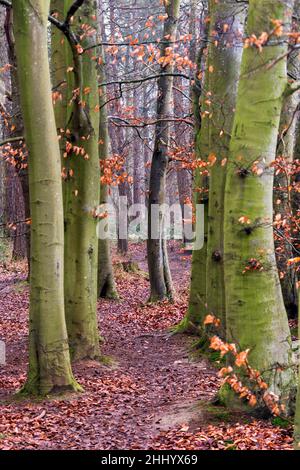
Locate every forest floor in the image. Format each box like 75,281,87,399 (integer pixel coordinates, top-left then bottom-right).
0,242,294,450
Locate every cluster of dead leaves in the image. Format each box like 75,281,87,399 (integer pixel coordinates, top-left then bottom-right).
150,420,293,450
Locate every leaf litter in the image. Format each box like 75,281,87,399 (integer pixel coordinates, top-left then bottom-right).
0,243,294,450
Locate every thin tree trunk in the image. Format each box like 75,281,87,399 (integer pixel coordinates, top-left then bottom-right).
51,0,67,135
4,8,30,266
275,0,300,317
12,0,80,395
147,0,180,302
143,85,151,206
173,76,192,245
133,92,144,208
97,11,118,299
6,165,26,259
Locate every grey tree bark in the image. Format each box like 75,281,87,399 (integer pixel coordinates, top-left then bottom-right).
147,0,181,302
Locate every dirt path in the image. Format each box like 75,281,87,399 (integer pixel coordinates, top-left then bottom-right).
98,315,219,448
0,243,220,449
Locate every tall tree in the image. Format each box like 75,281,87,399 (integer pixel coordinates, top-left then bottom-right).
223,0,296,402
4,7,30,266
12,0,79,394
97,10,118,299
107,0,129,255
294,282,300,448
178,0,246,335
275,0,300,316
173,77,192,245
205,0,246,327
180,0,245,332
176,3,209,333
63,0,102,360
51,0,67,140
147,0,180,301
142,84,151,204
132,91,145,209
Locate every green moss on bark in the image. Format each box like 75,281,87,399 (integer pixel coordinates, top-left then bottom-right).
12,0,80,395
63,0,102,361
205,0,246,327
223,0,296,405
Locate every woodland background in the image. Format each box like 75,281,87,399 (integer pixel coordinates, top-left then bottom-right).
0,0,299,451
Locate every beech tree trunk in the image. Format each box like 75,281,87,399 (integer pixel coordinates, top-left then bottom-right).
294,283,300,448
176,13,209,333
51,0,67,136
173,77,192,245
147,0,180,302
133,91,145,208
63,0,102,360
97,15,118,299
205,1,246,327
4,8,30,265
12,0,79,395
143,85,151,203
5,165,26,259
275,0,300,317
223,0,296,403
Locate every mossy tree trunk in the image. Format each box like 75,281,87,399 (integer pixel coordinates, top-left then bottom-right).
63,0,102,361
223,0,296,402
147,0,180,302
12,0,80,395
205,0,246,326
180,1,246,335
293,284,300,448
275,0,300,317
176,11,209,333
293,117,300,272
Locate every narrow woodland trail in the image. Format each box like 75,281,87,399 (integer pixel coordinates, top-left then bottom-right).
0,244,294,450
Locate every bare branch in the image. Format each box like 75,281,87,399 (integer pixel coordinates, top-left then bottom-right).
0,0,11,7
99,73,191,88
0,0,78,44
284,79,300,97
64,0,85,27
109,116,194,128
0,136,24,147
